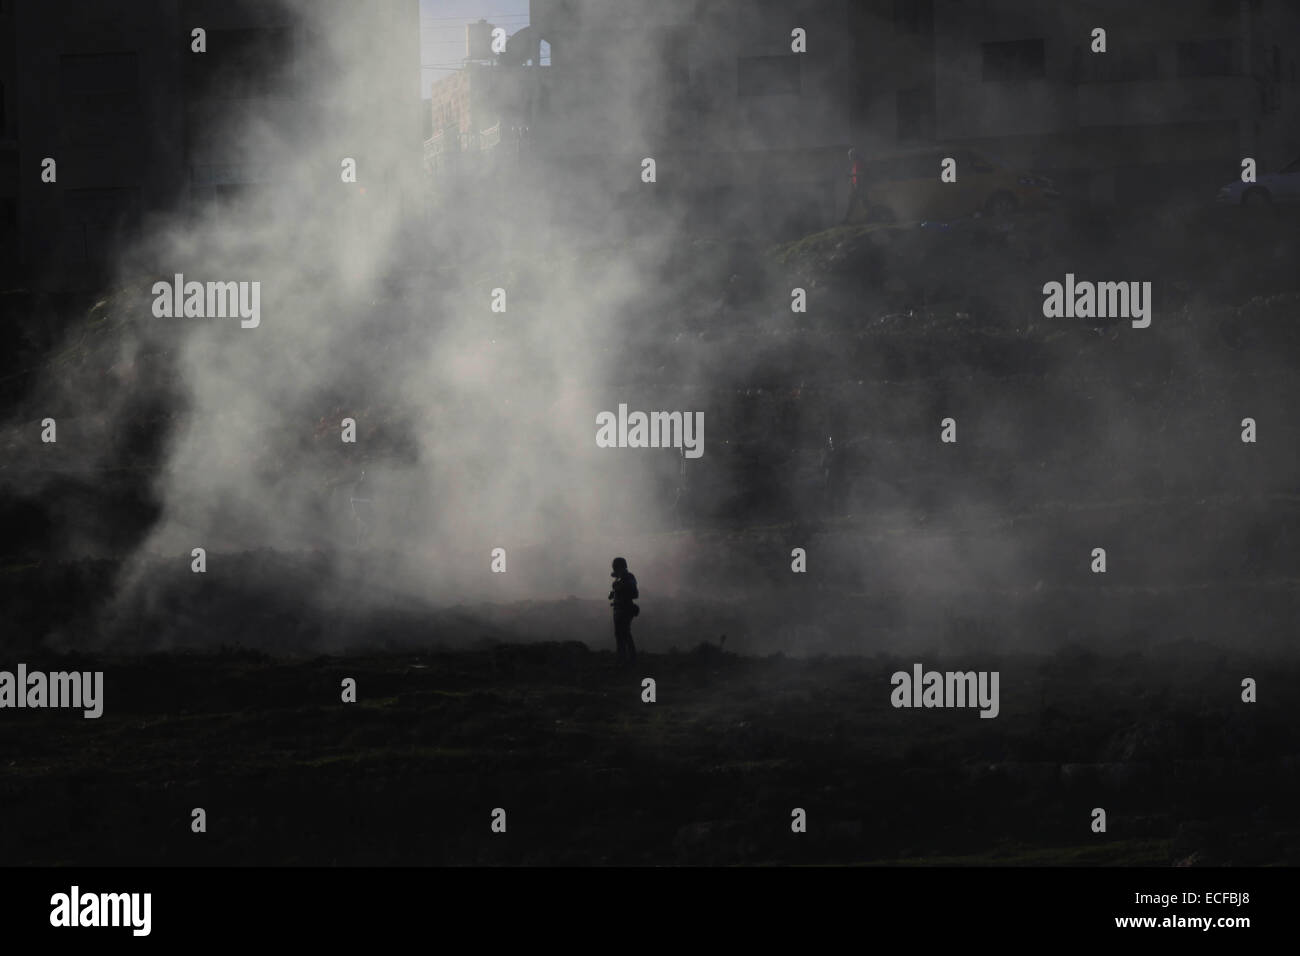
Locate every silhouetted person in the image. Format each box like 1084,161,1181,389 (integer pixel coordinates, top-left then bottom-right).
608,556,639,665
841,148,865,224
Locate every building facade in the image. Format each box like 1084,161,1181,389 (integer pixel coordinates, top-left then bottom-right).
932,0,1300,202
425,0,1300,234
4,0,420,289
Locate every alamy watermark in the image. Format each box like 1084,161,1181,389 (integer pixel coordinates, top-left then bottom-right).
596,403,704,458
1042,273,1151,328
0,664,103,718
890,663,1000,718
151,274,261,328
50,886,150,936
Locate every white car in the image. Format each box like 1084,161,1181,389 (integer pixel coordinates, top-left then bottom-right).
1217,156,1300,207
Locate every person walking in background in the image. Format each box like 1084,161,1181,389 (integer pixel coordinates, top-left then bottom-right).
608,556,639,665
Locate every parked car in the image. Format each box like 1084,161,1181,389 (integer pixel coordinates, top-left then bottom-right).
856,146,1060,223
1216,156,1300,207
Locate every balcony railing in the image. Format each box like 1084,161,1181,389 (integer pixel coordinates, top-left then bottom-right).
423,129,447,169
425,123,528,181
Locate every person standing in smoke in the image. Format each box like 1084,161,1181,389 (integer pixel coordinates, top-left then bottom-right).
608,556,639,665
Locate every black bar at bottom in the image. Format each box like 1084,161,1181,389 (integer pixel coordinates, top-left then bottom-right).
3,866,1287,943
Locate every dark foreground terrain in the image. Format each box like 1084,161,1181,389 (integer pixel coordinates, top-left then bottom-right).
1,641,1295,866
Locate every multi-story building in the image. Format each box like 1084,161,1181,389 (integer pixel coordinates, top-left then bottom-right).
12,0,186,286
424,18,537,188
523,0,866,234
6,0,420,289
933,0,1300,202
426,0,1300,234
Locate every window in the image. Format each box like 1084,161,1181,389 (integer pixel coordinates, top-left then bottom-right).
1176,38,1234,77
737,55,800,96
982,39,1045,82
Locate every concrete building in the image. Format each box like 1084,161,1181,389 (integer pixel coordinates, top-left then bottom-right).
932,0,1300,203
423,16,540,190
423,0,1300,236
4,0,420,289
11,0,186,286
425,60,527,178
523,0,866,235
422,1,981,234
